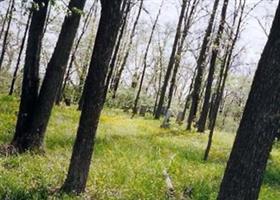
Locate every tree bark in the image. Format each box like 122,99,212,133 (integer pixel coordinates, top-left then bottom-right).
154,0,188,119
186,0,220,130
18,0,87,151
56,1,96,105
131,0,163,117
197,0,229,133
104,0,131,100
218,2,280,199
61,0,123,194
0,0,14,70
204,0,246,161
111,0,144,98
11,0,49,151
9,12,32,96
166,0,199,110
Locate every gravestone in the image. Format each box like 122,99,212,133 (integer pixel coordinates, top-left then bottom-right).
161,110,171,128
139,105,147,116
176,111,184,124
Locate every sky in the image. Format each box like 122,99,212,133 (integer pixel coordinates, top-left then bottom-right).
143,0,278,75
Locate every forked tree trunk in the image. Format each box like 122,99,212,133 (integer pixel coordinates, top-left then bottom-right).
61,0,123,194
218,2,280,199
11,0,49,151
186,0,220,130
18,0,88,151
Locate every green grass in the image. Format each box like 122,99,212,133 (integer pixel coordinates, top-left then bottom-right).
0,95,279,199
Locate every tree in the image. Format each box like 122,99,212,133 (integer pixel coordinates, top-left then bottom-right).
104,0,131,100
154,0,188,119
11,0,50,151
56,0,96,105
0,0,14,70
111,0,144,99
197,0,229,133
131,0,163,117
166,0,199,110
186,0,220,130
217,2,280,199
61,0,124,194
9,12,32,96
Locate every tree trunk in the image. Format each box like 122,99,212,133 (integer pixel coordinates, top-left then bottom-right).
0,0,14,70
111,0,144,98
154,0,188,119
11,0,49,151
218,2,280,199
186,0,220,130
61,0,123,194
56,1,96,105
104,0,130,100
167,0,199,110
197,0,229,133
0,0,12,40
9,12,32,96
131,0,163,117
16,0,87,151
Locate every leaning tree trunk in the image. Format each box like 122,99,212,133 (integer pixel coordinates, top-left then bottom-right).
9,12,32,96
111,0,143,99
197,0,229,133
218,2,280,199
56,1,96,105
204,0,246,161
154,0,188,119
186,0,220,130
11,0,49,151
19,0,88,151
131,0,163,117
61,0,123,194
0,0,12,40
0,0,14,70
166,0,199,110
104,0,130,100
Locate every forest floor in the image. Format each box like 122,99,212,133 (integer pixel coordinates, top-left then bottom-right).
0,95,280,200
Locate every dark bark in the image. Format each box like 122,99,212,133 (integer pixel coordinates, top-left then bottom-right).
182,67,197,121
186,0,220,130
218,2,280,199
131,0,163,117
197,0,229,133
0,0,14,70
11,0,49,151
9,12,32,96
0,0,12,40
56,1,96,105
104,0,131,100
111,0,143,98
154,0,188,119
167,0,199,110
61,0,123,194
18,0,87,151
204,0,246,161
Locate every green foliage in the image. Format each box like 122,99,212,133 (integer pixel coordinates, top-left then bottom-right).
0,95,279,199
105,88,154,111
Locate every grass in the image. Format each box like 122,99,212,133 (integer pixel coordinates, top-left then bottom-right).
0,95,280,199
